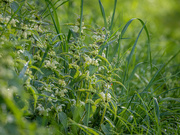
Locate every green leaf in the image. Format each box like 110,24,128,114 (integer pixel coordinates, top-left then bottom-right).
59,112,68,134
101,123,112,135
154,97,160,124
19,61,29,79
28,85,38,110
10,1,20,15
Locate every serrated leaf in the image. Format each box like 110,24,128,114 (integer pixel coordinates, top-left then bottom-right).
10,1,20,15
59,112,68,133
101,123,112,135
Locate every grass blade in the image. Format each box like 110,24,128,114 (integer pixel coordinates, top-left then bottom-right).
123,22,146,84
142,50,180,92
109,0,117,31
69,118,103,135
98,0,107,28
153,97,161,134
121,18,152,71
43,0,69,19
45,0,61,41
153,97,160,124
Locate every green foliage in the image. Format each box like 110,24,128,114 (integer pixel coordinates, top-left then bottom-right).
0,0,179,134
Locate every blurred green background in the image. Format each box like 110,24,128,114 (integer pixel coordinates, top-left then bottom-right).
58,0,180,62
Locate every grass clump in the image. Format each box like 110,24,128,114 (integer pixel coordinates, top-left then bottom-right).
0,0,179,134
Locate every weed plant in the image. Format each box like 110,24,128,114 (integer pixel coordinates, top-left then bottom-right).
0,0,179,135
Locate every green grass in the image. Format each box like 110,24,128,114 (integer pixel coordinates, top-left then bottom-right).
0,0,179,135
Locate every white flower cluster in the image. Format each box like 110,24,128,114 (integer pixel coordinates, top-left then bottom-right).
55,89,68,97
71,99,76,105
18,29,32,39
25,68,32,75
58,79,66,87
71,26,79,33
47,94,55,102
36,104,51,116
44,84,54,92
36,104,45,115
71,22,86,33
90,74,97,84
99,92,111,102
91,50,98,56
33,53,42,61
44,60,58,69
49,50,56,56
0,86,17,99
36,43,44,48
56,105,62,112
98,66,105,72
85,56,99,66
33,24,42,32
89,44,99,50
105,83,112,89
0,14,19,27
102,52,106,58
80,100,85,106
92,34,105,42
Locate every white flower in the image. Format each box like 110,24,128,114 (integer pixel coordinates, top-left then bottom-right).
7,115,14,123
71,99,76,105
24,31,27,38
58,80,66,87
100,92,105,101
36,104,45,115
48,97,52,102
98,66,104,71
107,93,111,100
100,92,111,101
71,26,79,32
56,105,62,112
102,52,106,58
80,101,85,106
105,84,111,89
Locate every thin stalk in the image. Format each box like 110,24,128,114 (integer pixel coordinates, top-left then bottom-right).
79,0,84,38
100,103,107,125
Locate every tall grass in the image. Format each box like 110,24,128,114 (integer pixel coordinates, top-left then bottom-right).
0,0,179,134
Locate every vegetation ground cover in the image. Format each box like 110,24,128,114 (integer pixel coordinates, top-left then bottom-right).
0,0,179,134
